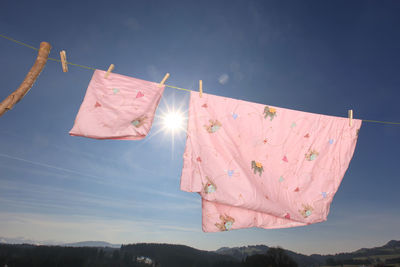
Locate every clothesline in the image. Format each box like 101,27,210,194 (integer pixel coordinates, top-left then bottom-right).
1,33,399,125
0,34,193,93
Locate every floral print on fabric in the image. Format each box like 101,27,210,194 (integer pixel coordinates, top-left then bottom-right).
180,91,362,232
299,204,313,218
131,116,147,128
69,69,166,141
204,119,222,133
204,176,217,194
215,214,235,231
305,149,319,161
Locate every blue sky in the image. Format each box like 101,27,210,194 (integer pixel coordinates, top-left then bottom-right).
0,0,399,255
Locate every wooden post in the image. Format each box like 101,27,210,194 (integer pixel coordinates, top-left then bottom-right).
0,41,51,117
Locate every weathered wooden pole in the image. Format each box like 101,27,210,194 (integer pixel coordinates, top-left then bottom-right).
0,41,51,117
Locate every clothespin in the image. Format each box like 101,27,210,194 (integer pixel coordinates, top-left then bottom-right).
199,80,203,98
348,109,353,126
59,50,68,72
159,73,170,87
104,64,115,79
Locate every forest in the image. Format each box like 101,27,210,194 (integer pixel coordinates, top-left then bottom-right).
0,243,298,267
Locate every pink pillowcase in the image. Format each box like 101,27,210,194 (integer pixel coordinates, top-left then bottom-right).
70,70,164,140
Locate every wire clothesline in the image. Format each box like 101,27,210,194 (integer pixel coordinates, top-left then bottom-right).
1,33,399,125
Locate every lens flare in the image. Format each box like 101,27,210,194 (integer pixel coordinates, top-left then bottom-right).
163,110,184,132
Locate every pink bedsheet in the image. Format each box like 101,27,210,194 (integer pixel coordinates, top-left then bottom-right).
181,91,361,232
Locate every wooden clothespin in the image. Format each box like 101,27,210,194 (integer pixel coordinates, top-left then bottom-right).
159,73,170,87
59,50,68,72
199,80,203,98
104,64,115,79
348,109,353,126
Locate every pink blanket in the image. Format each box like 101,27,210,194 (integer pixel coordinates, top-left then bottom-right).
70,70,164,140
181,92,361,232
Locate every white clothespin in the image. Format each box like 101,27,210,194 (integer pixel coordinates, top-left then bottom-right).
159,73,170,87
348,109,353,126
104,64,115,79
59,50,68,72
199,80,203,98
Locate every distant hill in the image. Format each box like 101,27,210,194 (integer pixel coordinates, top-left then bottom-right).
0,237,44,245
0,237,120,248
63,241,120,248
317,239,400,266
0,237,399,266
215,245,268,260
215,240,400,266
216,245,269,260
384,240,400,249
354,239,400,254
0,243,240,267
215,245,321,267
121,243,240,267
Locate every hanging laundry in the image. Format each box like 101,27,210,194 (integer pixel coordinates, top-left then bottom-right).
181,91,361,232
70,70,165,140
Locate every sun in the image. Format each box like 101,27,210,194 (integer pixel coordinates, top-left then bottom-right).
163,110,185,132
161,109,185,134
140,93,188,155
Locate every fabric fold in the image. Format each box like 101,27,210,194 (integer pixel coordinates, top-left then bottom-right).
181,91,361,232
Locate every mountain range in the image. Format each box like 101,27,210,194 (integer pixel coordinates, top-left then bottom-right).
219,240,400,266
1,237,399,266
0,237,120,248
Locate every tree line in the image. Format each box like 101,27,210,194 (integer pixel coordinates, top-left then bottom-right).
0,243,300,267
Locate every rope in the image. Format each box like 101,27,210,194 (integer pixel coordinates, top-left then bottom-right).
0,34,97,70
361,119,400,125
1,33,399,125
47,57,96,71
0,34,39,51
164,84,192,92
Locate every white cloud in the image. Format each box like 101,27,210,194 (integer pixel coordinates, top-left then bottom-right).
218,74,229,85
146,65,161,82
0,178,200,215
0,212,200,245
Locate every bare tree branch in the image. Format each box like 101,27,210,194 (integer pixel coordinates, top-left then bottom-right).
0,41,51,117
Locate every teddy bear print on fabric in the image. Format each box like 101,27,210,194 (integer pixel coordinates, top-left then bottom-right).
204,119,222,133
305,149,319,161
251,160,264,176
299,204,313,218
263,106,277,121
204,176,217,194
215,214,235,231
131,116,147,128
